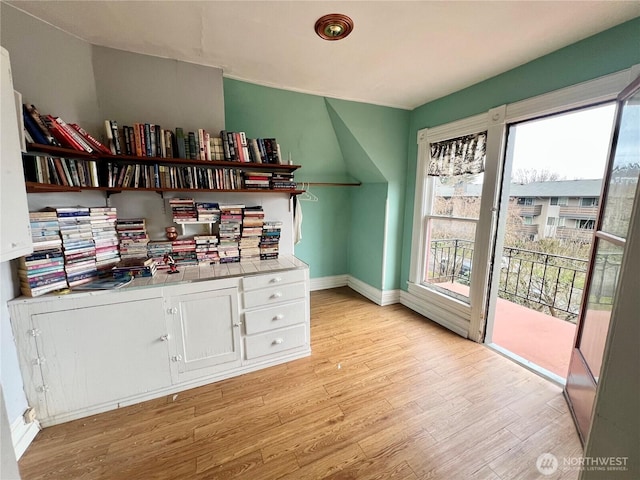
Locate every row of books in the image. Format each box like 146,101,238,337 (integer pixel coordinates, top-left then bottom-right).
22,104,110,154
23,156,100,187
105,122,283,166
105,163,249,190
25,158,297,192
219,131,282,164
106,122,224,161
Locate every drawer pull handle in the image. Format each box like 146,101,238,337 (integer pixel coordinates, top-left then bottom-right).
274,314,284,321
273,338,284,345
270,292,282,299
270,277,283,283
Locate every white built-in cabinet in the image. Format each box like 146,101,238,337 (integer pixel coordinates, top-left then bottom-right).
166,280,241,383
0,47,32,262
9,265,310,426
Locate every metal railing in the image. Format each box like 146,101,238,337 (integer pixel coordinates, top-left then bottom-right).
427,239,622,322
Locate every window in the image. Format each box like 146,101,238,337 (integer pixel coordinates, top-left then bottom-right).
547,217,557,226
550,197,569,206
517,197,534,206
523,216,534,225
581,197,599,207
578,219,596,230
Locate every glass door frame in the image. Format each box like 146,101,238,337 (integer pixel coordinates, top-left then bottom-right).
565,74,640,444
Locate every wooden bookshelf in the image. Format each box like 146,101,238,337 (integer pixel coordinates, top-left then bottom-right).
23,143,303,195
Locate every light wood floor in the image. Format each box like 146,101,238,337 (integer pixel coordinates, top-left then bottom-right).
18,287,582,479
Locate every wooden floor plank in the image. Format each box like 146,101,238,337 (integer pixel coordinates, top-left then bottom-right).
18,287,582,480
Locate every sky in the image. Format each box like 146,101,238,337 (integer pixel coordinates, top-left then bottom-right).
509,103,617,181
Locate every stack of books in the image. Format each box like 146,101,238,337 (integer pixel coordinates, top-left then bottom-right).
194,235,219,264
271,172,296,190
116,218,149,260
112,257,157,279
218,205,243,263
57,207,98,287
240,206,264,261
243,171,271,190
90,207,120,274
147,241,173,270
169,198,197,223
18,211,67,296
196,202,220,222
171,239,197,266
261,221,283,259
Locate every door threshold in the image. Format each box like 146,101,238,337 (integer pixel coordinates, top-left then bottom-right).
486,342,566,387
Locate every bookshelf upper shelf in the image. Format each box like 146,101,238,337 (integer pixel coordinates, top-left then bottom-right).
25,143,301,171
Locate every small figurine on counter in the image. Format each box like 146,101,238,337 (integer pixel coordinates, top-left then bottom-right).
163,253,179,274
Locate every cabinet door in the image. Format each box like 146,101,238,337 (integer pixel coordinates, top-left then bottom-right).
32,298,171,419
168,287,241,382
0,48,31,261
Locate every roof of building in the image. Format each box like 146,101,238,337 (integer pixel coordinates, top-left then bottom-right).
510,179,602,197
436,179,602,198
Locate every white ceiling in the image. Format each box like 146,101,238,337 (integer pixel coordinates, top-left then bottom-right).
7,1,640,110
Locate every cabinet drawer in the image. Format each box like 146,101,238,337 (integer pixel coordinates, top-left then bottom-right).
244,300,306,335
243,282,306,309
243,269,306,291
244,324,307,360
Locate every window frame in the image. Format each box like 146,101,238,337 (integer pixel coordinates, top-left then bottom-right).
407,64,639,342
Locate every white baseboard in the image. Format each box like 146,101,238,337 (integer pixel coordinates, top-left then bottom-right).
380,288,401,306
347,276,400,306
400,290,469,338
309,275,400,306
11,415,40,459
309,274,348,291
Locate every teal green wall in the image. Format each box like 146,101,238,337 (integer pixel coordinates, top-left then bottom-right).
324,98,410,289
348,184,387,290
225,79,410,289
401,17,640,291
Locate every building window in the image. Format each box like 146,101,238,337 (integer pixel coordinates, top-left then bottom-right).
577,219,596,229
581,197,599,207
517,197,534,206
550,197,569,206
523,216,533,225
547,217,557,226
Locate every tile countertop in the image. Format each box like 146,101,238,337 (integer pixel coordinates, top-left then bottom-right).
131,255,308,287
10,256,309,304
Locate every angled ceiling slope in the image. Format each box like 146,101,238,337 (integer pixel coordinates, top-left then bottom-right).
325,100,386,184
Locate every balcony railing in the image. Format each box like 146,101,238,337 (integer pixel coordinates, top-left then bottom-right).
428,239,621,322
559,205,599,219
514,204,542,216
555,226,593,242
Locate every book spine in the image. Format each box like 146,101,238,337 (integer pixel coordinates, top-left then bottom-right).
160,129,166,158
176,128,186,158
144,124,152,157
198,129,205,160
24,104,56,145
110,120,122,154
54,117,94,153
220,131,231,161
204,132,211,161
122,126,132,155
70,123,112,154
104,120,116,154
149,124,157,157
133,123,142,156
188,132,197,160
